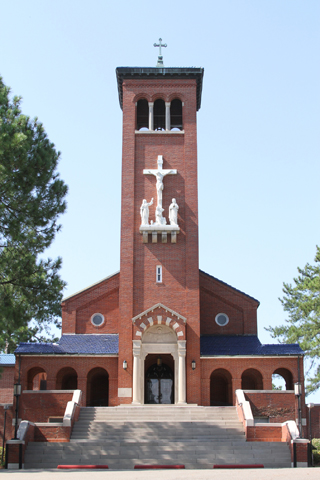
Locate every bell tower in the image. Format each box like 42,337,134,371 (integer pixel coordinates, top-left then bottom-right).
116,59,204,405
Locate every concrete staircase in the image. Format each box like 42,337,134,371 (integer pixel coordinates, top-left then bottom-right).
24,405,291,469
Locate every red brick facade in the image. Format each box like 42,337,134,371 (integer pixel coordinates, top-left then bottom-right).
1,68,307,443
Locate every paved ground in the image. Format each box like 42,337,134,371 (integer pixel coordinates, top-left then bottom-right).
0,469,319,480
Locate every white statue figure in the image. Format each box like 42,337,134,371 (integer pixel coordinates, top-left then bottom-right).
155,172,164,208
140,198,153,226
169,198,179,226
155,205,166,226
143,155,177,208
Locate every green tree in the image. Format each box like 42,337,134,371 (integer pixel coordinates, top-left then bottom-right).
0,76,68,353
266,246,320,394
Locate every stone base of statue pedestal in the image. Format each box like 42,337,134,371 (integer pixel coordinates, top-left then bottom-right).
140,225,180,244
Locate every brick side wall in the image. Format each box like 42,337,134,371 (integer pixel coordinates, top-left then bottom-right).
307,404,320,439
19,391,73,423
75,288,119,334
0,366,14,404
247,425,282,442
244,391,295,423
34,425,71,442
199,271,259,336
61,273,119,334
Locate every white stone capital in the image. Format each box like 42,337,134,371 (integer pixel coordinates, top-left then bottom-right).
132,340,141,357
178,340,186,357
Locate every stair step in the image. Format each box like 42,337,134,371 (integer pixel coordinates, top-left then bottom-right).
23,406,291,470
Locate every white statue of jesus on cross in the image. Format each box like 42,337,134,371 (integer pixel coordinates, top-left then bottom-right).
143,155,177,209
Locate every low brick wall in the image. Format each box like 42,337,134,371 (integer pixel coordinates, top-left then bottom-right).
20,390,74,423
244,390,295,423
247,424,282,442
34,424,71,442
308,404,320,439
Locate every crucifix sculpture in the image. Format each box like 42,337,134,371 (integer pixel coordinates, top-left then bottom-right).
144,155,177,209
143,155,177,225
154,38,167,67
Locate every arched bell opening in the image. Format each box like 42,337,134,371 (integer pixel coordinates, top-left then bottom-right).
154,99,165,130
86,367,109,406
56,367,78,390
145,354,174,404
136,98,149,130
241,368,263,390
272,368,294,390
170,98,183,130
27,367,47,391
210,368,233,406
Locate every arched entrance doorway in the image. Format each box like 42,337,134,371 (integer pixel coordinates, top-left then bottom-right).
132,323,186,404
86,367,109,406
145,355,174,404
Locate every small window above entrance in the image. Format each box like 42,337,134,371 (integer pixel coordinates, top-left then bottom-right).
156,265,162,283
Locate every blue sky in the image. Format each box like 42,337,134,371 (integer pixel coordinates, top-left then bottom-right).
1,1,319,399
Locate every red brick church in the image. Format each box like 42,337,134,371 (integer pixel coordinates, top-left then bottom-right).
13,62,304,407
2,50,318,470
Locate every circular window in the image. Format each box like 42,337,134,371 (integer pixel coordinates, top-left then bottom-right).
215,313,229,327
91,313,105,327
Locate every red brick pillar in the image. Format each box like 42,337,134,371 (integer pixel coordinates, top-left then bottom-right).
232,378,242,405
6,441,23,469
77,376,87,406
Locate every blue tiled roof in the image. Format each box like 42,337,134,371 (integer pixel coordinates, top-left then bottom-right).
15,334,119,355
200,335,303,356
0,354,16,365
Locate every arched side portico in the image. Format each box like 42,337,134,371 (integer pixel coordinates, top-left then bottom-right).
132,325,186,405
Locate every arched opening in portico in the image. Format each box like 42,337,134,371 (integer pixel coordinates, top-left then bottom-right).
241,368,263,390
86,367,109,406
56,367,78,390
27,367,47,391
210,368,232,406
272,368,294,390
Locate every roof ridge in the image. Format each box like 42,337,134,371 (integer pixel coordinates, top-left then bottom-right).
199,269,260,304
62,271,120,302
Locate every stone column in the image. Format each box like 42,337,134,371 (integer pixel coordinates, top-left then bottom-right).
132,340,141,404
178,341,186,404
148,102,154,131
165,102,171,131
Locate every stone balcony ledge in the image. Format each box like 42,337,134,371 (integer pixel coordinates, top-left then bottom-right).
140,225,180,243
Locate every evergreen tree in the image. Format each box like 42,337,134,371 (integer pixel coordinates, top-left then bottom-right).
0,76,67,353
266,246,320,394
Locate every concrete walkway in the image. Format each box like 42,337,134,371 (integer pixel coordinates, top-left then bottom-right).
0,469,319,480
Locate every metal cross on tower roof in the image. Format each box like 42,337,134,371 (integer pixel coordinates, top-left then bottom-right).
154,38,167,67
